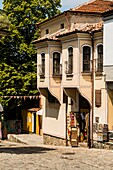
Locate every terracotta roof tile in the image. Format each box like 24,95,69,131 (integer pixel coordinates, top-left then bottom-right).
57,21,103,37
71,0,113,13
33,30,63,42
33,21,103,43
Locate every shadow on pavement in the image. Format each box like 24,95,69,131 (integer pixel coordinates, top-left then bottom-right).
0,146,56,154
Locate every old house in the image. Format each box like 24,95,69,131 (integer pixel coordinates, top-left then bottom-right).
33,0,113,147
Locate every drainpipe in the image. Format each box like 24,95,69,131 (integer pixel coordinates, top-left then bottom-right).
64,89,68,146
66,96,68,146
90,32,95,148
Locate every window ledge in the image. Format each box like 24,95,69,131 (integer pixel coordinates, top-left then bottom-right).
95,71,103,76
39,75,45,78
81,72,91,76
66,73,73,77
52,74,62,78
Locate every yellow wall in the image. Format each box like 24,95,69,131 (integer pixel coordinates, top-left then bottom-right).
27,111,32,132
36,114,39,135
21,109,42,135
36,115,43,135
21,109,32,133
108,90,113,131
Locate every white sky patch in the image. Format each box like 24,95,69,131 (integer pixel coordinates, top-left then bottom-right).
61,0,88,11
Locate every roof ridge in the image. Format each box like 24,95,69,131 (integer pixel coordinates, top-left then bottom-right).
70,0,113,13
71,0,97,10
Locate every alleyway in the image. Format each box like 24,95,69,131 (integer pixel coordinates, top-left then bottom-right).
0,139,113,170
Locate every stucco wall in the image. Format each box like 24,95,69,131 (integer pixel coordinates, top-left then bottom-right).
104,19,113,66
42,97,66,139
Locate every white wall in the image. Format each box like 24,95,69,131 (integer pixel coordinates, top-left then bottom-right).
104,19,113,66
42,97,66,139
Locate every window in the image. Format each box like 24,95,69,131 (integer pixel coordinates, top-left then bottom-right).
46,29,49,34
53,52,62,76
97,45,103,72
65,47,73,74
83,46,91,72
39,53,45,76
60,23,64,29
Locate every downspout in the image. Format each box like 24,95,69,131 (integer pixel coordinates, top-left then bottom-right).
66,96,68,146
64,89,68,146
90,32,95,148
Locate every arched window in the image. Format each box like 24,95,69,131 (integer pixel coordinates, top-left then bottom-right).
65,47,73,74
39,53,45,76
97,45,103,72
53,52,62,75
83,46,91,72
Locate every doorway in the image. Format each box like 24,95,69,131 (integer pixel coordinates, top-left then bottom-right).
79,95,90,146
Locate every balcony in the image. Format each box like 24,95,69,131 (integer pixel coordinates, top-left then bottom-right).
53,64,62,77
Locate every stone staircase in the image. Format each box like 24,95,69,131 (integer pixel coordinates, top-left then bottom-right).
7,134,43,146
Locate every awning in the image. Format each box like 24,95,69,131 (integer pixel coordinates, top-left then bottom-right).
36,109,43,115
28,108,40,112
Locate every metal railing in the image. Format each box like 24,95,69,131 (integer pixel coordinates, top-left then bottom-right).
38,64,45,76
96,58,103,72
53,64,62,76
65,61,73,74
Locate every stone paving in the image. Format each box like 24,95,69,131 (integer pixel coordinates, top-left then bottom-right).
0,137,113,170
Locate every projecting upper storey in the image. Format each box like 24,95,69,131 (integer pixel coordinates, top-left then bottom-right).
33,0,113,44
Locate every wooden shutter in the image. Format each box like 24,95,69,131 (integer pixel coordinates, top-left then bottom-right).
95,90,101,107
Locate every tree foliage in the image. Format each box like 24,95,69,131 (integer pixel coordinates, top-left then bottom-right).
0,10,10,31
0,0,61,107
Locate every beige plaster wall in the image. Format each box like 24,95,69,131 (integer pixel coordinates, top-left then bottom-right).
40,16,68,37
42,97,66,139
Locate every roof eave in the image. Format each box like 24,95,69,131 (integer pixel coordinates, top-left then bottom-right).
32,38,60,44
57,29,103,38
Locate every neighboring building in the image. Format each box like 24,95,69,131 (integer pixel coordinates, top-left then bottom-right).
33,0,113,147
21,108,42,135
103,10,113,132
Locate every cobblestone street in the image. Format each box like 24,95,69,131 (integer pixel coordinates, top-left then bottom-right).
0,140,113,170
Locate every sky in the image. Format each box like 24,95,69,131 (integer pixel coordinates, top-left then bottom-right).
0,0,88,11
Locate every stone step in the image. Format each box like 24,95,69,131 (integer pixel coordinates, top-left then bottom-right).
7,134,43,146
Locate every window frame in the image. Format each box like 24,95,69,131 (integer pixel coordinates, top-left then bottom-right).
39,52,45,77
96,44,103,72
82,45,92,73
52,51,62,76
65,46,73,75
60,23,64,29
46,29,49,35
